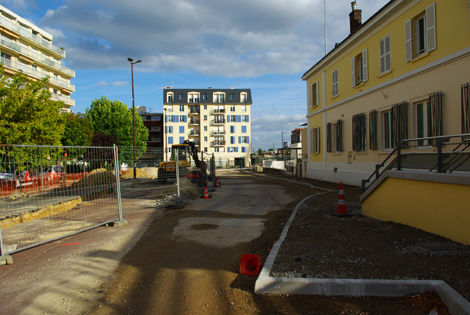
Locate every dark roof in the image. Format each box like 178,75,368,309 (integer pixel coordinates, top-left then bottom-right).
302,0,397,79
163,88,252,105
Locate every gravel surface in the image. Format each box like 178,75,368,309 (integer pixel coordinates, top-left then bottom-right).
270,183,470,301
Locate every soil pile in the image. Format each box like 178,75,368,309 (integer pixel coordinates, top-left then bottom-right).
121,167,159,179
70,168,116,188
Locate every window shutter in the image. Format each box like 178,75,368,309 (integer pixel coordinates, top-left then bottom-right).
426,3,436,51
339,119,343,152
247,136,249,143
238,136,241,144
315,82,319,106
308,83,313,107
362,49,368,82
369,110,378,150
462,83,470,136
385,36,391,71
351,57,356,87
352,115,357,151
405,19,412,62
326,123,332,153
246,115,249,122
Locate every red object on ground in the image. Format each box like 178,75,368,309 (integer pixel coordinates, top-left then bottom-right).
216,178,221,188
336,182,347,215
239,254,262,276
203,186,211,199
61,243,80,246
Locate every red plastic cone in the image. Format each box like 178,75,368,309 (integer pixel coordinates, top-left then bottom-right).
216,178,221,188
203,186,211,199
336,182,347,215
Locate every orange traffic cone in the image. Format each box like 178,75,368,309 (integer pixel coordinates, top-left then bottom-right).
335,182,348,216
203,186,211,199
216,178,221,188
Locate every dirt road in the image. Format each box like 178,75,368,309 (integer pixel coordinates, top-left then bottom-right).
91,172,420,315
1,171,422,314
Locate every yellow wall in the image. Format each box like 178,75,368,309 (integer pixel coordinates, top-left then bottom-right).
362,177,470,245
306,0,470,107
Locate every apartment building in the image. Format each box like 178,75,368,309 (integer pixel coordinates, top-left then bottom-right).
302,0,470,185
0,5,75,111
163,88,252,167
137,107,164,164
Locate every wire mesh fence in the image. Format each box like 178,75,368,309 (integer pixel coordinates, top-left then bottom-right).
0,144,122,256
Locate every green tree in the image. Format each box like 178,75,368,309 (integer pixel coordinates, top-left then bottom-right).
85,97,148,162
61,112,93,147
0,68,65,145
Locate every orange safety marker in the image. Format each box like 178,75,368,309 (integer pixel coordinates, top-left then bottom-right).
216,178,221,188
240,254,262,276
334,182,351,217
202,186,211,199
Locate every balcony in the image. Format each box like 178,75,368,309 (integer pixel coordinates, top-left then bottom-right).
189,119,200,125
212,109,225,114
189,131,200,137
189,110,200,115
211,140,226,146
1,57,75,92
212,119,225,125
0,15,65,58
188,98,200,104
212,131,225,136
50,93,75,107
0,34,74,77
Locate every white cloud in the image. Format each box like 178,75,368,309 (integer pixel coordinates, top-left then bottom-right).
252,113,306,149
39,0,389,77
97,80,128,86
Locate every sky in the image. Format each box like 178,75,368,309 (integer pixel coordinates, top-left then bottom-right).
3,0,389,150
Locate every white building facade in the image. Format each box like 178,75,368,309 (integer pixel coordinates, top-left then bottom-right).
0,5,75,111
163,88,252,167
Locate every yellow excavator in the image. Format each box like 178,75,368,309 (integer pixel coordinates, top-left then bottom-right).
158,140,207,183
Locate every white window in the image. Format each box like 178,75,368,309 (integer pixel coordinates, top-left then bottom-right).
240,92,247,103
332,71,338,97
230,106,235,112
351,49,368,86
213,92,225,103
188,92,200,103
405,4,436,62
380,35,391,73
311,81,319,106
241,105,246,112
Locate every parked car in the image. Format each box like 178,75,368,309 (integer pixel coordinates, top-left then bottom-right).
0,172,15,183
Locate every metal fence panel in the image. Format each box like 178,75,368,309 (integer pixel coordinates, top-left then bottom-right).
0,144,121,255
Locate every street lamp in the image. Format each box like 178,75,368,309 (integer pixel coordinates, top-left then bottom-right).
128,57,142,179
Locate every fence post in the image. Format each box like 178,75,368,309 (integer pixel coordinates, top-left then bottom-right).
0,226,4,257
176,152,181,199
113,145,124,222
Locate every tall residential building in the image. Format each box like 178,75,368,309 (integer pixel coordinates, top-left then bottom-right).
0,5,75,111
138,106,164,164
302,0,470,185
163,88,252,167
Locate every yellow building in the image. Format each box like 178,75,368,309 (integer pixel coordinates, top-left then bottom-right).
0,5,75,111
302,0,470,185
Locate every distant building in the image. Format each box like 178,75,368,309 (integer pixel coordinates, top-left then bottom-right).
138,107,163,163
0,5,75,111
163,88,252,167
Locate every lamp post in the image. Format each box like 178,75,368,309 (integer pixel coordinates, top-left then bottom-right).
128,57,142,179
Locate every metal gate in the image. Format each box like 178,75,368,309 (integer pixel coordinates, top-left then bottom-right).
0,144,122,256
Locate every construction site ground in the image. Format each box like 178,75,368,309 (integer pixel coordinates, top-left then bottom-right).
0,169,464,314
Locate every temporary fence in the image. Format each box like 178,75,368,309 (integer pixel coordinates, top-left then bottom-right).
0,144,122,256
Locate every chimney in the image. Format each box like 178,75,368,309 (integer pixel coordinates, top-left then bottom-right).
349,1,362,34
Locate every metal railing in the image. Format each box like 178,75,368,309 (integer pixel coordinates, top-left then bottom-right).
0,34,74,76
361,133,470,191
0,144,122,256
0,57,75,91
50,93,75,106
0,15,65,57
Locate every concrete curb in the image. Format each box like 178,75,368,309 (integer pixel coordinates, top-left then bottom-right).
255,192,470,315
241,170,333,192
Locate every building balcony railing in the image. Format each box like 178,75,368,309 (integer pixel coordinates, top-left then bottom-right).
212,131,225,136
189,131,200,137
188,98,200,103
189,119,200,125
50,93,75,107
211,140,226,146
0,15,65,58
1,57,75,92
212,109,225,114
0,35,74,77
189,110,200,115
212,119,225,125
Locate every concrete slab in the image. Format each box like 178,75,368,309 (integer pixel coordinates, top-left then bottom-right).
173,217,265,248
